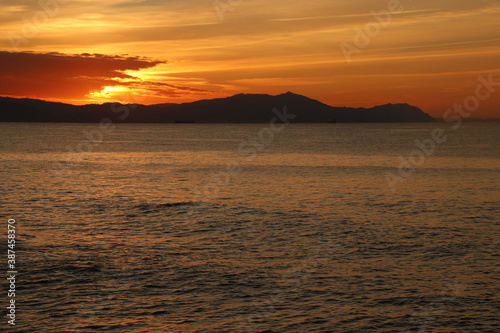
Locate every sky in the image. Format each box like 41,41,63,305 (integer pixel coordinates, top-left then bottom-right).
1,0,499,117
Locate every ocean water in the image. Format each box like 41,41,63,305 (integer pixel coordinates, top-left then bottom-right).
0,122,498,332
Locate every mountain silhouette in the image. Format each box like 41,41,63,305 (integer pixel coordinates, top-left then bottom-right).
0,92,434,123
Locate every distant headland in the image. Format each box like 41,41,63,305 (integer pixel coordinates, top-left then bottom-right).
0,92,435,123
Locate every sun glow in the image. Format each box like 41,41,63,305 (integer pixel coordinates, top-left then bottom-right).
87,85,131,103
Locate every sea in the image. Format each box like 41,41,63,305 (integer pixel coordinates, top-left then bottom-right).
0,121,498,332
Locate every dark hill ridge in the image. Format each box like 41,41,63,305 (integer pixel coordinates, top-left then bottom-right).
0,92,434,123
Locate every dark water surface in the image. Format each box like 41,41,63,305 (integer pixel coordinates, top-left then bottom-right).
1,122,499,332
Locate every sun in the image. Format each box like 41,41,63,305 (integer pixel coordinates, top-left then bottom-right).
87,85,131,103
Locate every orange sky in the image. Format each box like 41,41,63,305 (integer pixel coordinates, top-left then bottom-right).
1,0,499,117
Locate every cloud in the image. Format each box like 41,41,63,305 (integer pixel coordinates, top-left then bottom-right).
0,51,165,100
